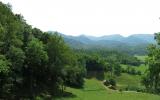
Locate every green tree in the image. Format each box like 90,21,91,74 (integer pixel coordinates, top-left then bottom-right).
114,64,121,76
0,2,85,98
0,55,11,97
143,33,160,93
24,38,48,98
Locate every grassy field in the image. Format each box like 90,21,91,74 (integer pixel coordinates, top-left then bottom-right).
121,64,148,74
55,79,160,100
136,64,148,73
119,63,148,90
104,72,144,90
135,55,147,62
115,73,144,89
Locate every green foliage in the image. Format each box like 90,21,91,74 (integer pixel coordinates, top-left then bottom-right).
75,49,141,67
85,55,106,72
64,65,85,88
121,64,148,74
0,2,85,99
104,78,116,87
0,55,10,74
143,33,160,93
26,38,48,66
7,46,25,71
121,65,143,75
113,63,121,76
0,55,11,97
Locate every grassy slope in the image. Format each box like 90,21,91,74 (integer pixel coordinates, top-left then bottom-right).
55,79,160,100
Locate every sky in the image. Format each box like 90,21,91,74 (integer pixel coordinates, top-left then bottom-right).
1,0,160,36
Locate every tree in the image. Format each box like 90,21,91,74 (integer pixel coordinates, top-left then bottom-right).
64,65,85,88
24,38,48,98
0,55,11,97
0,2,85,99
114,64,121,76
85,55,106,72
143,33,160,93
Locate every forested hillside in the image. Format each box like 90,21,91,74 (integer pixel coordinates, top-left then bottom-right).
0,2,85,99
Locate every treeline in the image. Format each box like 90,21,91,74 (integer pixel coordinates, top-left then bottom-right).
74,48,142,78
75,49,142,66
0,2,85,99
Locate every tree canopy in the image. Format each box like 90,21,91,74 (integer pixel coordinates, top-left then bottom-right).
0,2,85,99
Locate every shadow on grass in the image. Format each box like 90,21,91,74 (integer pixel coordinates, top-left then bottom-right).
86,71,105,81
55,91,77,98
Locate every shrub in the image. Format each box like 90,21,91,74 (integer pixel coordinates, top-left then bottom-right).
104,78,116,87
109,79,116,86
130,68,136,75
125,85,143,92
119,89,123,92
137,71,141,75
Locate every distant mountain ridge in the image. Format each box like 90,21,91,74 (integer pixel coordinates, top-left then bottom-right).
48,31,155,55
61,33,155,46
87,34,155,44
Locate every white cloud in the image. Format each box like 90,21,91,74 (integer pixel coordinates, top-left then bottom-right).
1,0,160,36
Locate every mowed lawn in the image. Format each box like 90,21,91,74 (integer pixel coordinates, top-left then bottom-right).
55,79,160,100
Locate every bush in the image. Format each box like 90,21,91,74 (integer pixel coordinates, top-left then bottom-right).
119,89,123,92
130,68,136,75
125,85,143,92
109,79,116,86
137,71,141,75
103,78,116,87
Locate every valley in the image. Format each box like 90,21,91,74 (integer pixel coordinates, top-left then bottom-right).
0,1,160,100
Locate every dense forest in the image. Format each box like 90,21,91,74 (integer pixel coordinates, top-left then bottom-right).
0,2,85,99
0,2,160,100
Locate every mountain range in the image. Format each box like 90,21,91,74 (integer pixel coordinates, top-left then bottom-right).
48,31,156,55
63,33,155,47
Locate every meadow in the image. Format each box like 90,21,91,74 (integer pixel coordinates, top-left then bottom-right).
55,79,160,100
135,55,147,62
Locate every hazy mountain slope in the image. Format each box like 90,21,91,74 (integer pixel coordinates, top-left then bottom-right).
128,34,155,43
63,37,87,49
48,31,155,55
87,34,124,41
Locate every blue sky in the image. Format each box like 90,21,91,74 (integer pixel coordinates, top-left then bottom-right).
1,0,160,36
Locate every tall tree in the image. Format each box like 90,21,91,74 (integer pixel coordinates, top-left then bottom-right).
143,33,160,93
24,38,48,97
